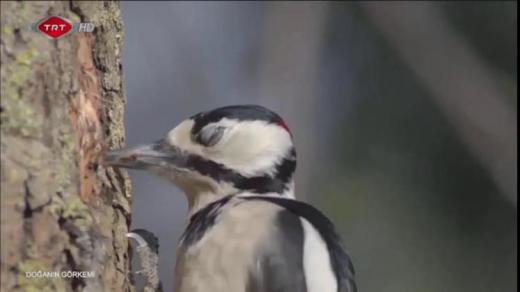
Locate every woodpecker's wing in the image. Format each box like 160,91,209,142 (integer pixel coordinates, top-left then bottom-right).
243,196,357,292
246,208,308,292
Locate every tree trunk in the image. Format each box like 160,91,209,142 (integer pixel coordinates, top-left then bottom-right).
1,1,133,291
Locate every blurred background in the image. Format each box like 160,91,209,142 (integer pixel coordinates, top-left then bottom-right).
120,2,517,292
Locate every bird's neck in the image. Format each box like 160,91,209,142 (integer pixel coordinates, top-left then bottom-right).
186,190,226,216
185,180,295,216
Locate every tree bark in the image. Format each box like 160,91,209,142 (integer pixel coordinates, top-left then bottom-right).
1,1,133,291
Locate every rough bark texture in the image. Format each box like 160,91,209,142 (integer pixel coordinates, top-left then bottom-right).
1,1,133,291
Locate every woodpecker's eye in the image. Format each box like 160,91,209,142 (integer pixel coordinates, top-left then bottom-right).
195,126,225,147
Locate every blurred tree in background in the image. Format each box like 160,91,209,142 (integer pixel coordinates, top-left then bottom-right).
316,2,516,292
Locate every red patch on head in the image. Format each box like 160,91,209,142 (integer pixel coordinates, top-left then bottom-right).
275,117,292,136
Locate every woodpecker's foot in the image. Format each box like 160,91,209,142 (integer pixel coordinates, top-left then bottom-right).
127,229,161,292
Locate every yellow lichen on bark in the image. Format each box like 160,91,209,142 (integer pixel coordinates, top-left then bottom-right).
1,2,133,291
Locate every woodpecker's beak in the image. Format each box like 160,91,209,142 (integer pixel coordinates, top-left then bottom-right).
104,140,183,170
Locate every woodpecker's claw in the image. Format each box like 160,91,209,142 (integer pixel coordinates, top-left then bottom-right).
127,232,149,248
127,229,161,291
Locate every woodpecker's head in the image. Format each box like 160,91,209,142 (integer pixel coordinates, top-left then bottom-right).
105,105,296,208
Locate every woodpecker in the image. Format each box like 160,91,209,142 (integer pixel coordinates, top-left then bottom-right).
105,105,356,292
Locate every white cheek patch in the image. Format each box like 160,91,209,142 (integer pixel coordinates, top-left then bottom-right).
166,120,205,156
206,119,293,177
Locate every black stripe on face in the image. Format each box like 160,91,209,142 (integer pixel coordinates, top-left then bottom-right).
152,138,296,194
185,148,296,194
190,105,291,137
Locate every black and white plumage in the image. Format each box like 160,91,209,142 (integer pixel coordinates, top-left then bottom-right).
105,105,356,292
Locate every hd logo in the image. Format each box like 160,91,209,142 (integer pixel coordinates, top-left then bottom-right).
29,16,95,39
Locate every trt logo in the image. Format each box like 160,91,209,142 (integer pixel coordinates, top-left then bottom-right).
37,16,72,39
30,16,95,39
